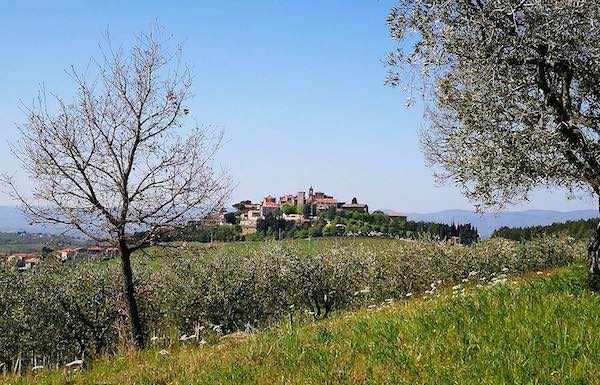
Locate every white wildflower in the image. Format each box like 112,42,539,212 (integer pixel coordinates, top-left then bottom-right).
353,288,371,296
65,359,83,368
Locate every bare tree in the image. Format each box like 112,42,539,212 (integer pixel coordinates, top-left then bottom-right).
386,0,600,287
3,26,232,348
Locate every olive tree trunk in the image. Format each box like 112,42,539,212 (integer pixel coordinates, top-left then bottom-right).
588,219,600,290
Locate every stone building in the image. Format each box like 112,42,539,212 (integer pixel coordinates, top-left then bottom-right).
339,197,369,213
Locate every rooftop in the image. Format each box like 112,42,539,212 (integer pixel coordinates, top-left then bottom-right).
342,203,368,208
387,211,407,217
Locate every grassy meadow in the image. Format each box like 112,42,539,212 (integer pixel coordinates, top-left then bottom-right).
5,263,600,385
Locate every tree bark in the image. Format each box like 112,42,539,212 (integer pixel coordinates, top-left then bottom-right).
118,241,145,349
588,218,600,290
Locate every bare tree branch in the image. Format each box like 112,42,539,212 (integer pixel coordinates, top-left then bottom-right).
2,24,233,348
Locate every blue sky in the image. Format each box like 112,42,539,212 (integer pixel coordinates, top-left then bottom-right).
0,1,595,212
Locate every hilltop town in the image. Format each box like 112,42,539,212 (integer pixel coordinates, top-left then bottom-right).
165,185,479,243
234,186,406,235
1,187,483,269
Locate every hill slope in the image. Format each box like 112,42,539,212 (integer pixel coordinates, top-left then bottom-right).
8,264,600,385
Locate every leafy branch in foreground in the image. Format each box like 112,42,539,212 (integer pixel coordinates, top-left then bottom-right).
386,0,600,285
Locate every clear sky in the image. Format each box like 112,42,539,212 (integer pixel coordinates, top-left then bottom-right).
0,1,595,213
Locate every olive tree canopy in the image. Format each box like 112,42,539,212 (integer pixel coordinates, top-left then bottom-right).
386,0,600,282
386,0,600,211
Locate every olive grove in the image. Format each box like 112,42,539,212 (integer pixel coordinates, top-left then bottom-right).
0,238,579,372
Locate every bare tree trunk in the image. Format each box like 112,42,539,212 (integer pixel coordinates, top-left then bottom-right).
118,242,145,349
588,219,600,290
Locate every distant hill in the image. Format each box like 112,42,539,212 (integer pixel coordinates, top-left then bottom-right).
381,209,598,238
0,206,66,234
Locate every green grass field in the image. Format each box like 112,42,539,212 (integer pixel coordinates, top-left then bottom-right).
0,243,46,254
6,262,600,385
138,237,415,268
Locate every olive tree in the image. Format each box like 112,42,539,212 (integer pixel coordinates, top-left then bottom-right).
386,0,600,285
3,27,232,348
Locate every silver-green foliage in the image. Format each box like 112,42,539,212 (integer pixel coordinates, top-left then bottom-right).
0,260,122,372
386,0,600,209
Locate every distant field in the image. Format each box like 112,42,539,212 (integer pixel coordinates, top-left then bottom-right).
0,242,87,255
0,232,89,255
75,237,417,272
148,236,411,256
0,243,47,254
136,237,420,271
7,264,599,385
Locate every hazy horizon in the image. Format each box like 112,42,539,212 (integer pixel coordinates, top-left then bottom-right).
1,1,596,213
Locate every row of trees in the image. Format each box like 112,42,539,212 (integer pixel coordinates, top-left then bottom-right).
160,207,480,244
493,218,597,241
